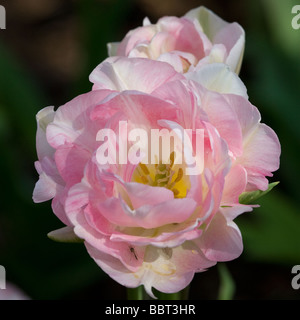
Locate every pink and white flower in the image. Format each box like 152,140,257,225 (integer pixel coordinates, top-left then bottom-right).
108,6,245,74
33,57,280,297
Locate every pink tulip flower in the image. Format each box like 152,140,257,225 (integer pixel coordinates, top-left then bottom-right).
108,6,245,74
33,57,280,297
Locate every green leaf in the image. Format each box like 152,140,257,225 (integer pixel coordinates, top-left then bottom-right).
239,182,279,205
47,226,84,243
237,191,300,265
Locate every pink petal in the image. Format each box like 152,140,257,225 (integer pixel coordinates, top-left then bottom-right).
198,211,243,261
117,25,156,56
54,144,91,186
32,157,64,203
51,193,70,226
158,17,205,60
89,57,184,93
203,121,231,178
65,180,113,236
157,52,187,73
149,31,176,58
185,6,245,73
98,196,197,229
33,169,57,203
240,123,280,191
214,23,245,73
85,243,143,289
225,94,281,191
146,242,216,295
86,242,216,298
185,6,228,42
91,91,178,128
152,80,207,131
69,205,145,272
109,219,202,248
186,63,248,99
221,164,247,204
201,90,243,157
220,204,254,221
100,170,175,208
47,90,112,150
124,182,175,208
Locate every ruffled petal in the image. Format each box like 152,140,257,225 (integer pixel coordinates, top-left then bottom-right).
54,144,91,186
185,6,245,73
90,57,184,93
70,208,145,272
198,211,243,261
85,242,216,298
32,157,64,203
35,106,55,160
221,164,247,204
47,90,112,150
97,196,197,229
225,94,281,191
186,63,248,99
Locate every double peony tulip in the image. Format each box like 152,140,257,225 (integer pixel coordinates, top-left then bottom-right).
33,7,280,298
109,6,245,74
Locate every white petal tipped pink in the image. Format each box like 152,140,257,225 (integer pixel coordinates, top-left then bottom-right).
108,6,245,74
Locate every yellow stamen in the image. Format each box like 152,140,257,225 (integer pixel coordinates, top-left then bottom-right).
132,152,189,199
139,163,150,175
141,176,148,184
169,151,175,168
172,188,179,196
157,163,166,173
174,168,183,183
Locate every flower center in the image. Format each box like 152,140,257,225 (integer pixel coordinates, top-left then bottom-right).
132,151,190,198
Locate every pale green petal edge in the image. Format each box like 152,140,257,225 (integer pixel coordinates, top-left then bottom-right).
47,226,84,243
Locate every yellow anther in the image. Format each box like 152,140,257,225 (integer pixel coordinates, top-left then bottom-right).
174,168,183,183
141,176,148,184
139,163,150,175
157,163,167,173
172,188,179,196
169,151,175,168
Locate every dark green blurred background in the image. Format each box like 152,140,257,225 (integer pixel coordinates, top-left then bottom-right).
0,0,299,299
